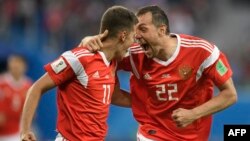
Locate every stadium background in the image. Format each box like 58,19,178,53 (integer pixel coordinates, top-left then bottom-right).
0,0,249,140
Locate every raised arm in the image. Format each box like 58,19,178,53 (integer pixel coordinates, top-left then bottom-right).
193,78,236,117
172,78,237,127
20,73,56,141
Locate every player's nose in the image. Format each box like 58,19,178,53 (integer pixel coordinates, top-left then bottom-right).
134,33,142,39
134,34,141,43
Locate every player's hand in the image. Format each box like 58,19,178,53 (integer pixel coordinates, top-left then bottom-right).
20,131,37,141
78,30,108,52
171,108,197,128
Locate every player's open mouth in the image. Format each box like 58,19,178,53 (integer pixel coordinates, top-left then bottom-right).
142,43,150,51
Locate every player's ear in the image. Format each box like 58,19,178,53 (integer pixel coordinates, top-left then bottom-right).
158,24,167,36
119,31,127,42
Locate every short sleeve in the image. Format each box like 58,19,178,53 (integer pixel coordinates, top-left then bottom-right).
44,56,75,86
203,52,233,86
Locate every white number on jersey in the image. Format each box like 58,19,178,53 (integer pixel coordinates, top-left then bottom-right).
156,83,178,101
103,84,111,104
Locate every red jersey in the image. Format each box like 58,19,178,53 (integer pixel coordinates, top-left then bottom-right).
120,34,232,141
0,73,32,135
44,47,116,141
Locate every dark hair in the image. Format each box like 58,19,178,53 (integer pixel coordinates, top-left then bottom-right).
8,54,27,63
137,5,170,34
100,6,138,39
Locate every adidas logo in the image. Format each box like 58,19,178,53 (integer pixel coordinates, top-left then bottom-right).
92,71,100,78
143,73,152,80
161,74,171,78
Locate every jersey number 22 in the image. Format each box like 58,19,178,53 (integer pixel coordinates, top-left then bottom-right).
156,84,178,101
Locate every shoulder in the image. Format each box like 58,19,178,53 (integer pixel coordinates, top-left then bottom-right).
177,34,221,68
0,73,8,84
71,47,95,58
129,43,145,55
179,34,215,54
61,47,95,65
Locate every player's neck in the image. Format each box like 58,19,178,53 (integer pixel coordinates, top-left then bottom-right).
100,39,118,62
157,35,177,61
9,72,23,81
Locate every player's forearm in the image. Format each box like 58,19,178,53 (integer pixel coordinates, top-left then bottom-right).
20,83,43,133
192,89,237,120
111,89,131,108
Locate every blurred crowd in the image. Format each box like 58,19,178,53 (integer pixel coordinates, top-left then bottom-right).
0,0,249,85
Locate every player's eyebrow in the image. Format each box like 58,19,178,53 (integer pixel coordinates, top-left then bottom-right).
137,23,147,27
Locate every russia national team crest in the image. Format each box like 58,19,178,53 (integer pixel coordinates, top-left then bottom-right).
178,65,193,80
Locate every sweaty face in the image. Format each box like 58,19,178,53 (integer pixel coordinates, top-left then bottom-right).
136,12,160,58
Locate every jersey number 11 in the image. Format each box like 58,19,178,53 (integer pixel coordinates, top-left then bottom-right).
103,84,111,104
